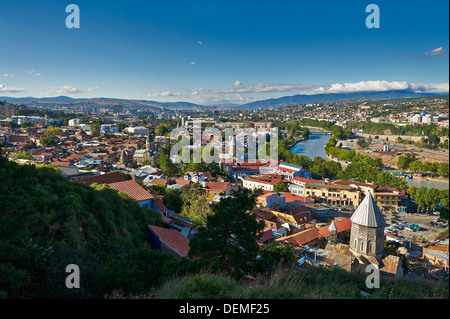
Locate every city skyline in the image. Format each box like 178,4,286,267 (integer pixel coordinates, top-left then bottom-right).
0,0,449,104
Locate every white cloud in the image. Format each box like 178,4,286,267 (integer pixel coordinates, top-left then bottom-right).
3,74,14,77
424,47,448,57
189,80,448,96
147,91,181,98
190,61,195,65
25,69,42,76
324,80,410,94
408,83,449,94
0,84,26,93
46,86,99,95
138,80,449,105
198,41,203,46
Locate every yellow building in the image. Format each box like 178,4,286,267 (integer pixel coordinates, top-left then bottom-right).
304,181,361,207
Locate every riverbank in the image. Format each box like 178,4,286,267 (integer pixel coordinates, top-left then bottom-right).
287,136,308,150
325,153,349,169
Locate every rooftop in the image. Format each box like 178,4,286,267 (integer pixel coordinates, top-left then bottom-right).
148,225,190,258
108,180,155,202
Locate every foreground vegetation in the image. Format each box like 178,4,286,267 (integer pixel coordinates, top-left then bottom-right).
0,156,178,298
111,265,449,299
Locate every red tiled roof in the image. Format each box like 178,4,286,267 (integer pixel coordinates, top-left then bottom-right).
279,193,314,203
175,178,191,186
149,225,190,257
153,198,168,212
108,180,154,202
318,218,352,237
277,228,322,247
73,172,126,186
205,182,229,190
257,228,274,244
292,212,313,224
253,207,275,220
149,178,168,186
287,206,311,214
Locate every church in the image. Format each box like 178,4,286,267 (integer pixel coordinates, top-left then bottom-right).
133,134,159,166
323,192,404,278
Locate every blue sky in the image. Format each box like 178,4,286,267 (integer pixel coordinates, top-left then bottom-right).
0,0,448,104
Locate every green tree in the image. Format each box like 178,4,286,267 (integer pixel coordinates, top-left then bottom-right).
407,186,416,200
90,123,101,137
409,160,423,174
156,124,168,136
39,136,56,147
188,189,264,277
180,183,213,230
252,241,298,274
397,156,411,171
438,162,449,176
44,126,62,137
357,138,369,149
158,152,178,177
273,180,290,193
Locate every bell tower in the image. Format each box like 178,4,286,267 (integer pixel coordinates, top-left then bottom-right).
350,192,387,261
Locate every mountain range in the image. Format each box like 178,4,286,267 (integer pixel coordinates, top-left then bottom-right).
1,90,447,111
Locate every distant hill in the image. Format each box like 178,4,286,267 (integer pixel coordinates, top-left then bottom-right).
236,90,444,109
1,90,447,112
0,96,212,113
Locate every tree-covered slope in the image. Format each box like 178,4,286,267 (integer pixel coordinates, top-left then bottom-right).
0,157,177,298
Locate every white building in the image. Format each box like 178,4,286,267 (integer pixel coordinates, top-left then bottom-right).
101,124,119,134
68,119,83,127
184,172,206,183
125,126,149,135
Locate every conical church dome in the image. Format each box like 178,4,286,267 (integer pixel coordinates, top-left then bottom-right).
351,192,387,228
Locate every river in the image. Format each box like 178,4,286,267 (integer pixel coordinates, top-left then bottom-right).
289,134,449,190
290,134,331,160
406,178,449,190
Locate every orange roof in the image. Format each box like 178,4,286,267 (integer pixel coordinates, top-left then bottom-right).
276,228,322,247
175,178,191,186
149,178,168,186
253,207,275,220
205,182,229,190
73,172,126,186
108,180,154,202
318,218,352,237
149,225,190,257
279,193,314,203
292,212,313,224
257,228,274,244
153,198,168,212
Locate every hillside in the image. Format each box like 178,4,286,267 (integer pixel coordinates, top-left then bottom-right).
0,156,177,298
